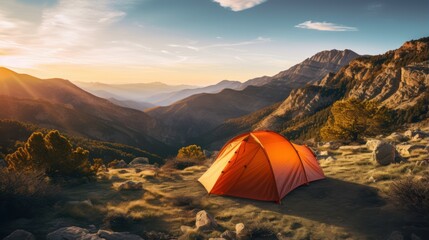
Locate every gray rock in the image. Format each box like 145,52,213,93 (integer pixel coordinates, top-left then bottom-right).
195,210,217,231
129,157,149,166
220,230,236,240
386,132,407,142
405,129,428,139
3,230,35,240
412,133,425,141
366,139,382,151
46,226,99,240
117,181,143,191
97,230,143,240
396,144,425,155
373,142,402,166
325,156,336,162
318,151,329,157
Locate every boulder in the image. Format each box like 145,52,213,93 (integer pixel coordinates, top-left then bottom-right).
97,230,143,240
129,157,149,166
46,226,97,240
366,139,382,151
404,129,428,139
387,231,404,240
412,133,425,141
373,142,402,166
195,210,217,231
3,230,35,240
318,151,329,157
325,156,336,162
235,223,250,240
117,181,143,191
220,230,236,240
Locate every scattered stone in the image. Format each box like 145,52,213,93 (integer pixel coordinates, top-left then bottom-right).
195,210,217,231
404,129,428,139
320,142,340,150
325,156,336,162
396,144,425,155
220,230,236,240
118,169,128,174
88,225,97,233
117,181,143,191
46,226,93,240
97,229,143,240
366,139,382,151
318,151,329,157
373,142,402,166
387,231,404,240
135,168,143,173
3,229,35,240
180,225,194,233
129,157,149,166
412,133,424,141
386,132,407,142
109,160,128,169
236,223,250,240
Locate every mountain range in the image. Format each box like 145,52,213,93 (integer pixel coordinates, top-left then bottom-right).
0,37,427,155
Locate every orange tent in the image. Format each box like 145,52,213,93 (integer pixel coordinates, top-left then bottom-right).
198,131,325,202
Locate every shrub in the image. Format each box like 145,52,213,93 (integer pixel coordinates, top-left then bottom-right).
177,145,205,160
389,177,429,214
0,169,59,221
162,157,201,170
5,130,96,179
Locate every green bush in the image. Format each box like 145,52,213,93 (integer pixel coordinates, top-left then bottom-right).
5,130,95,179
177,145,205,160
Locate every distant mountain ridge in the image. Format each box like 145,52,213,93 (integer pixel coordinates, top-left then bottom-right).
146,49,360,143
0,68,176,155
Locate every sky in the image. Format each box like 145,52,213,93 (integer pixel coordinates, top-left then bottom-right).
0,0,428,85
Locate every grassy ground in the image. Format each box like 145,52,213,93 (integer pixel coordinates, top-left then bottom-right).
1,134,428,239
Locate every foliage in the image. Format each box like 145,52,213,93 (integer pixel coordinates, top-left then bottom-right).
389,177,429,214
162,157,201,170
177,144,205,160
0,119,162,164
320,99,391,142
5,130,95,179
0,169,59,221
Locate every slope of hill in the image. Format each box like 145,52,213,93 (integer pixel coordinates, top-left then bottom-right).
0,68,176,155
203,37,429,147
146,80,243,106
108,98,155,111
147,49,359,142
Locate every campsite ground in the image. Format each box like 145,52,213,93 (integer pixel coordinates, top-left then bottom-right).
1,132,429,239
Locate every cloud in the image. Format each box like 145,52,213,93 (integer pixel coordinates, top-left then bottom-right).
295,20,358,32
168,36,271,52
213,0,267,11
368,3,383,11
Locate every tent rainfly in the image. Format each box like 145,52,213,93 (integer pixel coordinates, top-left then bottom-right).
198,131,325,202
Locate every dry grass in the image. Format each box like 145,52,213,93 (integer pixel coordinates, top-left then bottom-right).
389,176,429,214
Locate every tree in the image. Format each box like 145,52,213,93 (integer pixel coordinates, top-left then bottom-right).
320,98,391,142
6,130,95,178
177,144,205,160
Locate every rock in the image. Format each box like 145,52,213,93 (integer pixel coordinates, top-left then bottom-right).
46,226,96,240
235,223,250,240
209,238,226,240
373,142,402,166
3,229,35,240
318,151,329,157
325,156,336,162
220,230,236,240
117,181,143,191
366,139,382,151
195,210,217,231
404,129,428,139
396,144,425,155
387,231,404,240
97,230,143,240
129,157,149,166
109,160,128,169
320,142,340,150
88,225,97,233
180,225,194,233
412,133,424,141
135,168,143,173
118,169,128,174
386,132,407,142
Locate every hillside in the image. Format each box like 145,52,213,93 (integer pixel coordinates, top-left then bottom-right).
203,37,429,147
0,68,176,155
147,49,359,142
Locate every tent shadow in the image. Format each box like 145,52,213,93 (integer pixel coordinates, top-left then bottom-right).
224,177,429,238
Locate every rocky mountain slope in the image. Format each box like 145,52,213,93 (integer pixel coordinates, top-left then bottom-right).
0,68,176,155
202,37,429,148
147,49,359,142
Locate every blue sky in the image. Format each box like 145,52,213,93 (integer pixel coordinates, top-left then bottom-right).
0,0,428,85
